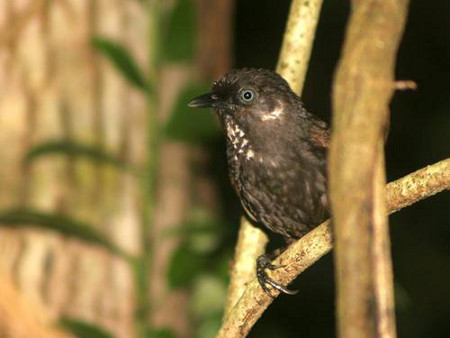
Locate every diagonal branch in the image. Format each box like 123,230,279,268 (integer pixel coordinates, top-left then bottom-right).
217,158,450,338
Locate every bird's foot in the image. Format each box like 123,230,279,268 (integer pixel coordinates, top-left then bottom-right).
256,254,298,297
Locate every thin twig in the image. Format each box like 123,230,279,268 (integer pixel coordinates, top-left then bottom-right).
394,80,417,91
217,158,450,338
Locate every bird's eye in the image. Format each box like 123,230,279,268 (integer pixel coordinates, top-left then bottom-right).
240,89,255,102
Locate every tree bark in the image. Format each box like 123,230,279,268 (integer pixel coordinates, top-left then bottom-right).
0,1,148,336
0,267,71,338
149,1,234,336
330,1,409,337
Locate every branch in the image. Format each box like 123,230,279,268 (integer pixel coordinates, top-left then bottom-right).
223,0,324,319
276,0,323,95
223,218,268,320
217,159,450,338
330,1,410,337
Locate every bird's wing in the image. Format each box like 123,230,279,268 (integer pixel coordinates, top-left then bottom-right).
309,120,330,149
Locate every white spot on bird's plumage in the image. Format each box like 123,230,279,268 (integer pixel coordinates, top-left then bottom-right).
261,108,283,121
225,119,252,158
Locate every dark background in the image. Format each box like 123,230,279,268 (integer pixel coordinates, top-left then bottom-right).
229,1,450,337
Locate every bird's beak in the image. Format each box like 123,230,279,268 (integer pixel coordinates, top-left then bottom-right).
188,93,216,108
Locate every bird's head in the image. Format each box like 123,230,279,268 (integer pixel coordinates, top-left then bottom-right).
188,68,299,127
189,68,329,159
187,68,320,157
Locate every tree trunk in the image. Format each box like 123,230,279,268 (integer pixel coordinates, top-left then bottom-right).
0,1,148,336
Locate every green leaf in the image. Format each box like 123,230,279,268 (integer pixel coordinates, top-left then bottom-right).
165,83,221,143
197,315,222,338
24,140,134,172
162,0,197,62
0,209,132,261
92,37,149,91
60,318,114,338
215,249,233,283
162,209,224,253
167,244,204,289
162,220,222,238
146,327,177,338
164,220,221,254
191,275,227,318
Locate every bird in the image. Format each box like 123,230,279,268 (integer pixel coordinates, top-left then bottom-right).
188,68,330,296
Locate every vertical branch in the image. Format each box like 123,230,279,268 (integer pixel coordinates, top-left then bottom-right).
329,1,409,338
222,0,323,325
223,218,268,320
372,146,396,337
223,216,267,322
276,0,323,95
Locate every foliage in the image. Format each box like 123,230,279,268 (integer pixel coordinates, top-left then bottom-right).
167,244,205,289
0,209,132,261
146,327,177,338
92,37,150,91
24,140,134,172
78,1,224,337
60,318,114,338
162,0,197,62
191,274,227,318
196,314,223,338
164,83,221,143
165,209,230,337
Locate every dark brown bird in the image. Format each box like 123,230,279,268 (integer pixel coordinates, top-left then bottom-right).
188,68,330,295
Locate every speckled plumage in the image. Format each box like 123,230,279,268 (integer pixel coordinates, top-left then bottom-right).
212,69,329,238
189,68,330,295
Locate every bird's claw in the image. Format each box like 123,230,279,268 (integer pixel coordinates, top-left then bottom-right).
256,254,299,297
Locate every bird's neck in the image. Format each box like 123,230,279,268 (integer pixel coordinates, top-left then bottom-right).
222,115,253,157
222,115,296,166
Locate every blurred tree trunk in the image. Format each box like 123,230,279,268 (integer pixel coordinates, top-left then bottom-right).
0,1,148,337
149,0,234,336
150,64,193,336
0,267,71,338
